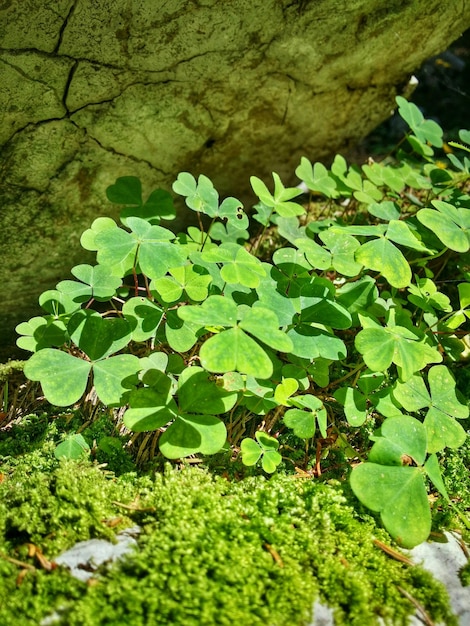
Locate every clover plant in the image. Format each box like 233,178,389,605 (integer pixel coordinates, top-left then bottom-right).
17,97,470,548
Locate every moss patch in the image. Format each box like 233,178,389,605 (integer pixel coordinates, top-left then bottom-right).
0,446,457,626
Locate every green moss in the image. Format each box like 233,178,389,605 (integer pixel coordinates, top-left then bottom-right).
0,360,25,381
0,452,457,626
432,435,470,532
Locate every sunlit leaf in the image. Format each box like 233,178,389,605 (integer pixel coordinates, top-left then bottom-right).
24,350,91,406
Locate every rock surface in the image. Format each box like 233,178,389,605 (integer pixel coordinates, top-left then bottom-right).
1,0,470,357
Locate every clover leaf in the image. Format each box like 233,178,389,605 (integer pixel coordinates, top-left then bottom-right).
178,298,292,378
57,264,122,303
250,173,304,218
240,432,282,473
392,365,468,452
355,236,411,288
423,366,468,452
106,176,176,224
201,243,266,288
283,394,327,438
24,310,140,406
334,387,368,427
151,264,212,303
16,317,68,352
177,366,238,415
122,297,164,342
54,434,90,460
123,386,177,432
350,416,431,548
355,324,441,380
159,413,227,459
24,350,91,406
295,158,338,198
351,462,430,548
396,96,443,147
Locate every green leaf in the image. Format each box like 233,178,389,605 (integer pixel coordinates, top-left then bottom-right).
24,350,91,406
369,415,427,466
393,374,430,412
80,217,117,252
152,264,212,303
424,454,449,501
272,248,311,279
122,297,164,342
319,230,362,276
355,326,441,380
92,354,140,406
350,462,431,548
208,243,266,288
334,387,367,427
336,276,377,319
396,96,443,147
357,370,384,395
250,174,304,217
123,388,177,432
459,129,470,144
254,432,282,473
417,202,469,252
385,220,429,252
284,395,327,438
177,366,238,414
458,282,470,309
353,179,383,204
68,310,132,361
363,166,405,195
173,173,219,215
200,327,273,378
164,311,201,352
39,289,79,316
159,413,226,458
369,387,403,418
295,237,331,271
106,176,143,205
239,307,293,353
407,278,451,314
423,365,468,452
254,273,298,326
209,220,250,245
295,158,337,197
299,292,352,329
172,172,197,201
367,201,401,221
57,264,123,303
407,134,434,157
355,237,411,288
16,317,68,352
274,378,299,406
178,295,237,329
240,437,262,466
54,434,90,460
95,222,137,267
283,408,316,438
107,176,176,223
288,324,347,361
261,449,283,473
126,218,187,280
217,196,249,231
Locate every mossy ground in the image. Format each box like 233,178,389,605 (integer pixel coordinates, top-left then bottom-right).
0,383,460,626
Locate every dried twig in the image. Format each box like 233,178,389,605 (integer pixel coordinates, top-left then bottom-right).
397,585,435,626
373,539,414,566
